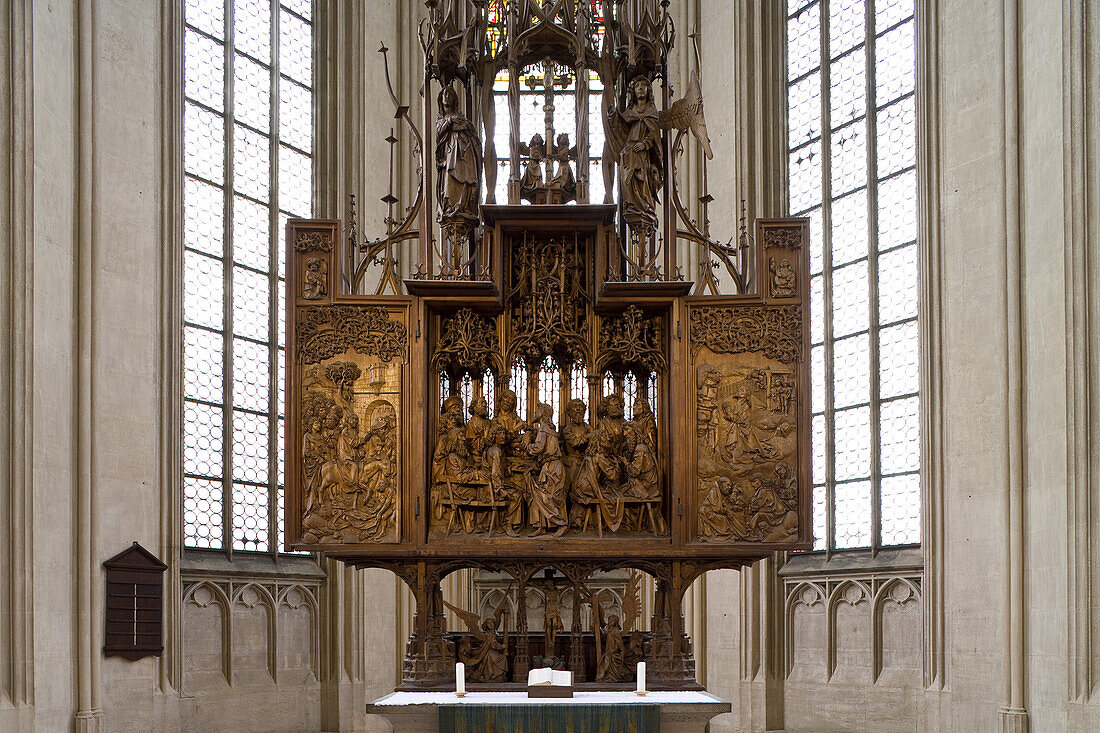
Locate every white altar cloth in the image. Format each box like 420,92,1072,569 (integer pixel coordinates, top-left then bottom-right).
367,690,731,732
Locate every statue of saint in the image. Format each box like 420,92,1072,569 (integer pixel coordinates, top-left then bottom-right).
608,76,663,235
435,85,481,235
302,257,327,300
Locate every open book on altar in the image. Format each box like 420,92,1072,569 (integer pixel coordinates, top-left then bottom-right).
527,668,573,698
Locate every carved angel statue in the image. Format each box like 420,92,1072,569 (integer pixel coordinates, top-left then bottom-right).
435,85,482,235
548,133,577,204
444,590,512,683
519,133,548,204
606,71,713,236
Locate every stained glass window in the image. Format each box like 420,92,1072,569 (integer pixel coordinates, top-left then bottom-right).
787,0,919,552
182,0,313,553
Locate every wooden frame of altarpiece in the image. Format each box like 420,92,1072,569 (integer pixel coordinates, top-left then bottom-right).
284,209,810,690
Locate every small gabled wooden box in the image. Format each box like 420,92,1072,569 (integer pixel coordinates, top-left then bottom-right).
102,542,167,661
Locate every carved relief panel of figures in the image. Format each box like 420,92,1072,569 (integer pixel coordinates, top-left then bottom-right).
690,298,807,545
427,228,672,541
290,304,407,545
694,353,798,543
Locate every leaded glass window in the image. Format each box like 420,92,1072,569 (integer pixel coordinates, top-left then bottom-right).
787,0,919,552
182,0,313,552
486,0,608,204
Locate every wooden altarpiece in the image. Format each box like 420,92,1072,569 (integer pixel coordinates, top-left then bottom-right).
284,0,811,692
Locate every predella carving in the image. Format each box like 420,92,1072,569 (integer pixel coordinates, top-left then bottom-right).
689,305,803,366
296,305,407,365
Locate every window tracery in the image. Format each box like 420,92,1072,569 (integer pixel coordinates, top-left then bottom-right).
787,0,919,552
182,0,314,553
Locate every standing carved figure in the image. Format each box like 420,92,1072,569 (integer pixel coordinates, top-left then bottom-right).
519,133,548,204
302,257,327,300
435,85,482,245
487,389,527,535
526,403,568,537
608,77,663,236
560,398,590,488
595,615,627,682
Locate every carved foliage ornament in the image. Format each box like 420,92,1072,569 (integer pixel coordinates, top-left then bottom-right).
432,307,500,375
294,231,334,253
764,226,802,250
598,305,666,373
297,306,407,365
689,306,803,366
507,235,589,366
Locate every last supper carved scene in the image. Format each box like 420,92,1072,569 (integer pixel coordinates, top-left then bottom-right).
284,0,811,691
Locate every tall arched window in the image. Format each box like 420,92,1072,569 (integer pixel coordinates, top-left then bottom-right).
787,0,919,552
182,0,314,552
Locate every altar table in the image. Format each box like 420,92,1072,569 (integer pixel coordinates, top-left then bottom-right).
366,690,731,733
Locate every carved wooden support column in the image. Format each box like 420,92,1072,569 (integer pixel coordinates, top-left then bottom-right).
570,578,585,681
514,576,530,679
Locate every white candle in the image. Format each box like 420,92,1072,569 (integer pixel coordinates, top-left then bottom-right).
456,662,466,696
636,661,646,695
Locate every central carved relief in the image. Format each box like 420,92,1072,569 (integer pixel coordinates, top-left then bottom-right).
429,233,668,540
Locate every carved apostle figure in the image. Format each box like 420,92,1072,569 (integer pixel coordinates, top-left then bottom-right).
486,389,528,535
560,398,590,488
630,394,658,452
465,395,492,472
526,403,568,537
609,76,663,235
435,85,481,237
697,476,747,541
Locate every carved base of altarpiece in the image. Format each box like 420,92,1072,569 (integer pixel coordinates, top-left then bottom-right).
367,558,734,692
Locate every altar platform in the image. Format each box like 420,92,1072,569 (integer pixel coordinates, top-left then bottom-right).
367,690,731,732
